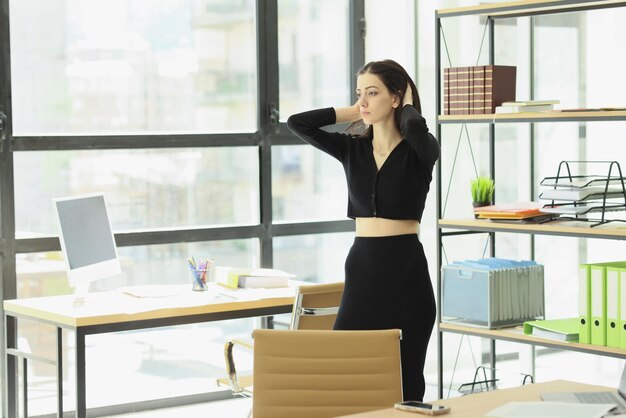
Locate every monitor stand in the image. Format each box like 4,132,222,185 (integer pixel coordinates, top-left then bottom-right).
72,281,90,305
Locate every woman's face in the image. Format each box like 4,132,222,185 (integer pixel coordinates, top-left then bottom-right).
356,72,399,125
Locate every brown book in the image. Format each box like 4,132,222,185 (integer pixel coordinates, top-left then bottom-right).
484,65,516,113
473,66,485,114
458,67,470,115
445,65,515,115
443,68,450,115
450,67,460,115
469,66,474,114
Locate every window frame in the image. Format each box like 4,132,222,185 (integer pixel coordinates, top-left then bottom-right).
0,0,365,415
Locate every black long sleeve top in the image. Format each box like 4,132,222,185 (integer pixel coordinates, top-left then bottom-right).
287,105,439,222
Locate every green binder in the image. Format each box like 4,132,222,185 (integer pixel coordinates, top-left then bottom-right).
607,266,621,348
579,264,591,344
620,266,626,350
590,264,607,346
523,317,579,342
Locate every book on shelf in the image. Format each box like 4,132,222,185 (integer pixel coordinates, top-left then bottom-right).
488,214,552,224
549,107,626,112
225,268,294,289
495,104,554,113
444,65,516,115
474,202,544,219
501,100,559,106
523,318,579,342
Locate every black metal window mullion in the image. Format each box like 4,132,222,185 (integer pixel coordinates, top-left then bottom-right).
256,0,279,268
11,132,261,151
1,0,17,414
349,0,366,102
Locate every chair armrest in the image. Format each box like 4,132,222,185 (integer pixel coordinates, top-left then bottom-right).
224,339,254,395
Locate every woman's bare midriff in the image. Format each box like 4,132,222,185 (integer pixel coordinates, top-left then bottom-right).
355,217,419,237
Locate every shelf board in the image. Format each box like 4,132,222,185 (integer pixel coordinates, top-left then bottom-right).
438,110,626,124
438,218,626,240
437,0,626,19
440,322,626,358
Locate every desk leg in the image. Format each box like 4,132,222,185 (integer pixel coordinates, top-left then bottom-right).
258,316,274,329
57,327,64,418
75,329,86,418
23,357,28,417
4,314,18,418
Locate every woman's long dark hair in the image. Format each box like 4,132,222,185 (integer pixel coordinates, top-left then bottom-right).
350,59,422,138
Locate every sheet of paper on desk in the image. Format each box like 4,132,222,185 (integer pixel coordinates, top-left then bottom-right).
120,284,189,298
486,401,616,418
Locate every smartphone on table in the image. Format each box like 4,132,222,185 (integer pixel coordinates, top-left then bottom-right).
393,400,451,415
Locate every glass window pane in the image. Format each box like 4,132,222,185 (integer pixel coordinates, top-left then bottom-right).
14,147,259,235
10,0,257,135
273,232,352,283
16,239,257,414
278,0,350,119
272,145,347,222
365,0,416,75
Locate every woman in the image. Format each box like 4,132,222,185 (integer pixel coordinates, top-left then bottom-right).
287,59,439,401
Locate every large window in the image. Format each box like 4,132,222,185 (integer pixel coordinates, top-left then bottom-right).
278,0,350,119
15,148,260,234
10,0,257,135
2,0,361,415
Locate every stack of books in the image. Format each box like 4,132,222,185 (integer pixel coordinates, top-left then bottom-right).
443,65,517,115
221,268,295,289
495,99,559,114
473,202,549,223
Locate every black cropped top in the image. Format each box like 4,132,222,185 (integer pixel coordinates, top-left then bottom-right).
287,105,439,222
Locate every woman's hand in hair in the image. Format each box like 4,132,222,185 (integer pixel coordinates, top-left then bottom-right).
335,100,362,123
402,83,413,107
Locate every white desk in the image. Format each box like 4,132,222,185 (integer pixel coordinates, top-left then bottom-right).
336,380,614,417
3,284,295,418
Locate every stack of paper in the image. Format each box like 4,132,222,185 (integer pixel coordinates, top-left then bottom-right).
539,186,623,201
495,99,559,114
442,258,545,329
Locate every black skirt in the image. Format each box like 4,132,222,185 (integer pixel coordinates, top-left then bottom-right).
333,234,436,401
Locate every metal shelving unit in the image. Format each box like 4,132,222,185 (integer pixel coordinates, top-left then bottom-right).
435,0,626,399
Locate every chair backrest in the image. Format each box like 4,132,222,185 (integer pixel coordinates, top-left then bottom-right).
252,329,403,418
289,281,344,330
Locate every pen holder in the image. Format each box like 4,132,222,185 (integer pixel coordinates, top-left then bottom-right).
191,268,209,291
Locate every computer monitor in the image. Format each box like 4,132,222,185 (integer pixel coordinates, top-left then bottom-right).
53,193,121,296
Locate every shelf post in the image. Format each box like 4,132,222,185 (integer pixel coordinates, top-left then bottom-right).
435,9,444,400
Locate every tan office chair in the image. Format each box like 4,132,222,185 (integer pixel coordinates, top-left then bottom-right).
252,328,403,418
219,281,345,396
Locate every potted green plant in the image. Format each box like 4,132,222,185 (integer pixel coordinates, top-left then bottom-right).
470,176,495,208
